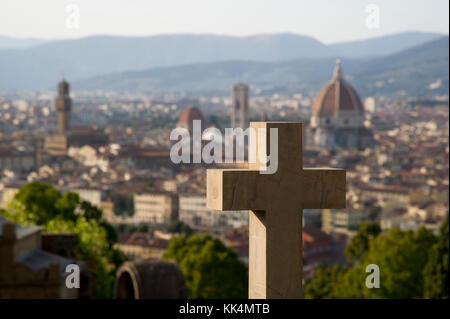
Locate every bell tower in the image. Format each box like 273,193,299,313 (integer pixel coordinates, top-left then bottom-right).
55,78,71,135
231,83,249,130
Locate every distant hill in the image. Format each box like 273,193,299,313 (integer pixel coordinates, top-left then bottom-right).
0,33,334,90
74,58,359,95
0,36,48,50
0,32,446,91
329,31,443,58
353,36,449,96
74,36,449,97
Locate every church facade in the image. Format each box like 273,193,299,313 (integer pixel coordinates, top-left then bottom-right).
309,60,374,150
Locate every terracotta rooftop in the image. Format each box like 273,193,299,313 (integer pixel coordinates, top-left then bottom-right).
312,60,364,117
302,226,331,242
177,106,204,125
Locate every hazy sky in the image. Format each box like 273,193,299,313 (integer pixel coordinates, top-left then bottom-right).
1,0,448,43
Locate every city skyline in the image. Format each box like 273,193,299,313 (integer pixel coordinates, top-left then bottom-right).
0,0,448,302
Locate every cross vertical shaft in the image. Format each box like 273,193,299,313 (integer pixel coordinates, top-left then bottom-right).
249,206,303,298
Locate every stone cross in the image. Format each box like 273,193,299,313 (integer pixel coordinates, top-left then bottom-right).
207,122,346,299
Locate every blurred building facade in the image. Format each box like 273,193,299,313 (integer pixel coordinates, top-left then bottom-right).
133,192,178,224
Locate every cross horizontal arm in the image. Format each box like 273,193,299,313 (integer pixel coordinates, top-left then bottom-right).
299,168,346,209
206,169,265,211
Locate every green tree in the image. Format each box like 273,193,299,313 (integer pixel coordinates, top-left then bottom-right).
335,227,436,298
80,200,103,221
304,264,346,299
137,224,149,233
111,193,134,217
55,192,80,221
305,226,438,298
345,222,381,263
8,182,104,223
44,216,118,297
165,220,194,237
0,182,123,298
9,181,61,224
423,213,449,298
163,233,247,298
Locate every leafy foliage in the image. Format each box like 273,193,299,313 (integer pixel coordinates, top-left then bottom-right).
423,213,449,298
340,227,435,298
304,264,346,299
305,223,440,299
111,192,134,216
163,233,248,298
165,220,194,237
0,182,123,298
345,222,381,263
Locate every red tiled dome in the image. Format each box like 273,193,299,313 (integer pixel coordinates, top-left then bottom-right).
177,106,204,125
312,60,364,117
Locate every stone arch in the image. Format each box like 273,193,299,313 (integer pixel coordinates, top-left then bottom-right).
115,263,141,299
114,259,186,299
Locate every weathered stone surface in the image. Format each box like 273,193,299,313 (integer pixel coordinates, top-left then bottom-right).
207,122,346,299
41,233,78,258
0,217,79,299
114,258,186,299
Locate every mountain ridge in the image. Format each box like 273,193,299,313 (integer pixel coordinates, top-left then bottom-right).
73,36,449,97
329,31,444,58
0,32,446,94
0,32,446,93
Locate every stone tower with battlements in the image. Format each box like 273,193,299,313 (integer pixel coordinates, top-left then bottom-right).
55,78,71,135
